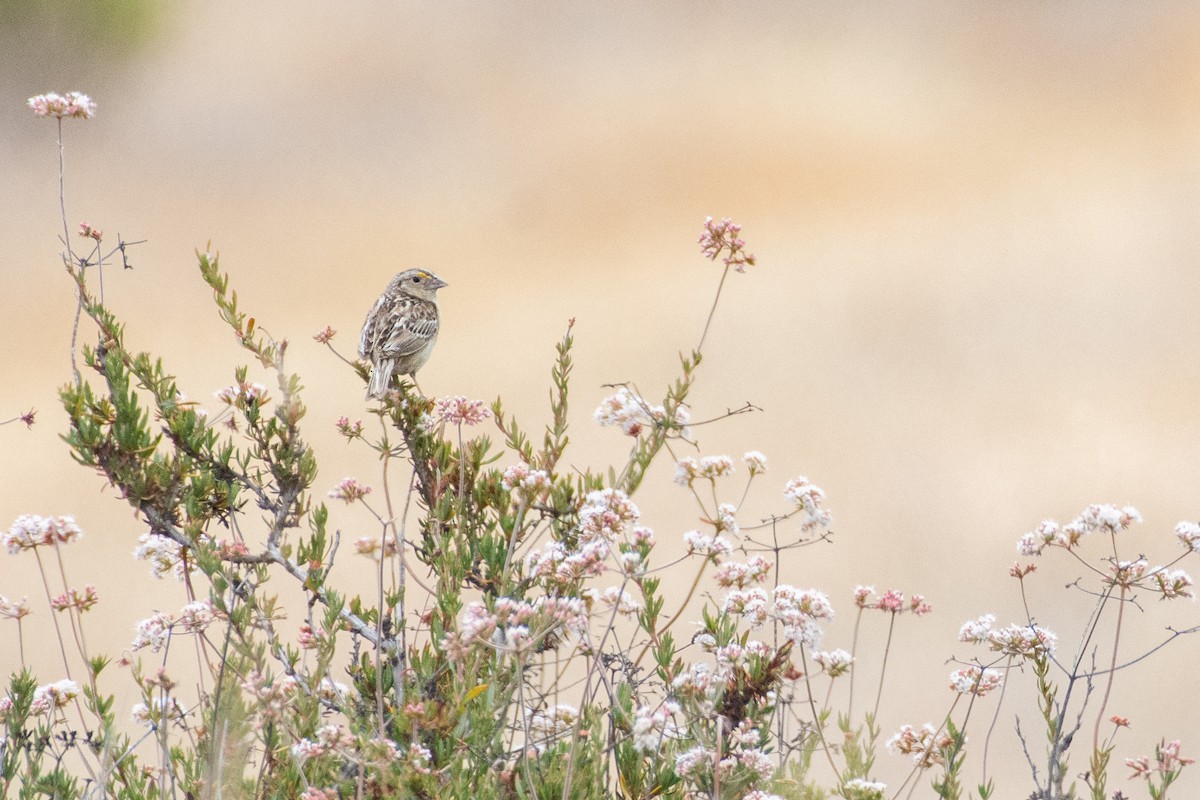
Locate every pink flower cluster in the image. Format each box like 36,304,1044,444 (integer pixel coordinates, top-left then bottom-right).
134,531,196,580
631,700,682,753
444,595,588,659
721,585,834,647
673,454,735,486
27,92,96,119
328,477,372,503
334,415,364,439
0,596,30,620
214,381,269,407
812,648,854,677
713,555,772,588
435,395,491,426
948,666,1003,697
1017,503,1142,555
50,585,99,613
784,477,832,531
853,586,932,616
1127,739,1194,780
594,387,691,438
698,216,756,272
131,600,216,652
501,463,551,505
887,722,954,768
958,614,1057,659
674,719,774,794
30,679,81,715
4,515,83,553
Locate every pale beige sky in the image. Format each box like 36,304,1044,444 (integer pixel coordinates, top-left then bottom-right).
3,3,1200,794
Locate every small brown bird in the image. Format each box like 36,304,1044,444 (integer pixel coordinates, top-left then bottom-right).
358,268,447,399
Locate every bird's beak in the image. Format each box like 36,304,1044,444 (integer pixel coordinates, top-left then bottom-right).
432,275,448,289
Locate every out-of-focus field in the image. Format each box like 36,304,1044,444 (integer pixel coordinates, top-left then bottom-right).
3,2,1199,795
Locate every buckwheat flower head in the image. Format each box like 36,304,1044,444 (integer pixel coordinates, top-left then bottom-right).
600,586,642,616
354,533,398,561
986,622,1057,658
528,704,578,741
698,216,756,272
674,745,714,779
501,464,551,504
177,599,215,634
773,585,833,647
722,587,770,626
435,395,491,425
853,585,875,608
877,589,904,612
215,381,268,406
131,612,172,652
134,532,196,580
713,555,772,588
783,477,832,530
131,697,186,726
78,222,103,242
329,477,371,503
50,585,98,613
957,614,996,644
742,450,768,476
773,586,833,622
1126,740,1195,780
291,738,328,761
887,722,950,768
5,515,83,553
1175,521,1200,553
909,593,933,616
697,455,734,479
31,679,81,714
683,529,732,561
0,596,31,620
1106,557,1149,588
714,502,739,536
812,649,854,678
949,666,1004,696
674,456,700,486
335,416,364,438
28,91,96,119
300,789,339,800
1150,567,1194,600
312,325,336,343
595,387,690,438
631,701,682,753
843,778,888,800
1080,503,1141,534
577,489,639,543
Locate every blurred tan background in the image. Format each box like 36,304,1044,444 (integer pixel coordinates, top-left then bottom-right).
3,1,1200,795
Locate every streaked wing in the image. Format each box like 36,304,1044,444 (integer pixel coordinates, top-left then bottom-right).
358,292,392,358
373,297,439,358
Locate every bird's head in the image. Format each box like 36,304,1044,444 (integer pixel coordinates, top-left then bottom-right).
390,268,448,301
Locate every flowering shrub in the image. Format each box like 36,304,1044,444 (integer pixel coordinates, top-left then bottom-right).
5,92,1199,800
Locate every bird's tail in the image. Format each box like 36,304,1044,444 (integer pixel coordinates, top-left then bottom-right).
366,360,395,400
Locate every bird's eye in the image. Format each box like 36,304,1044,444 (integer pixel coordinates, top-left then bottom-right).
412,276,422,283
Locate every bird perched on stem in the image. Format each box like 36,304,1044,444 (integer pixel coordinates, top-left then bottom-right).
358,268,447,399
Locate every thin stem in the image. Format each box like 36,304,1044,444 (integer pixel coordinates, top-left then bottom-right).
799,647,843,786
1092,586,1127,751
55,117,82,386
696,262,731,353
872,612,897,721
